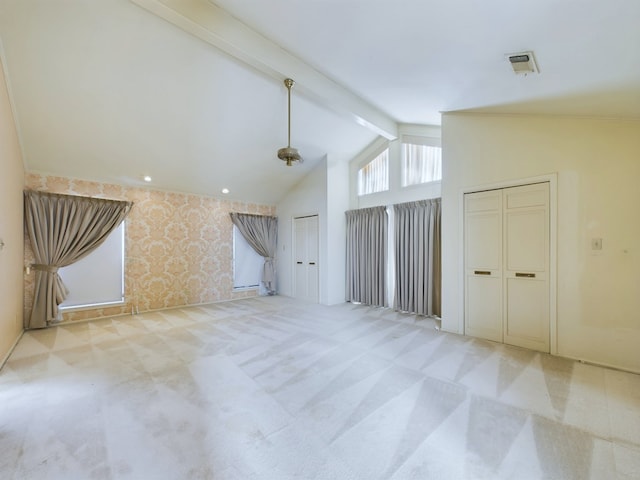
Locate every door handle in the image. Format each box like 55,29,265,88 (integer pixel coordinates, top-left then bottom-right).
515,272,536,278
296,261,303,264
474,270,491,275
309,262,316,265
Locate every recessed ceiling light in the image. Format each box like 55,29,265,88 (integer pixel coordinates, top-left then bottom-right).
221,188,230,194
143,175,152,182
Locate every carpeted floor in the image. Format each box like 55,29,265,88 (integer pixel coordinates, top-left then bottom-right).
1,296,639,479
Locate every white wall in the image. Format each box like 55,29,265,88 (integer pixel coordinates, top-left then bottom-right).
325,155,350,304
276,155,353,305
0,51,24,364
441,113,640,373
276,158,327,300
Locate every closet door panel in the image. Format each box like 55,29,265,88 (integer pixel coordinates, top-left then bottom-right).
464,190,503,342
506,209,546,273
306,216,319,303
464,182,550,353
467,214,502,269
505,277,547,340
294,215,319,303
503,183,550,352
466,276,503,342
294,217,308,300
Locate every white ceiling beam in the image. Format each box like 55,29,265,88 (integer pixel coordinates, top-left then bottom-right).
130,0,398,140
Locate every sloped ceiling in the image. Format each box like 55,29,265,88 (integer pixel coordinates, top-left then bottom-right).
1,0,639,204
0,0,379,204
213,0,640,123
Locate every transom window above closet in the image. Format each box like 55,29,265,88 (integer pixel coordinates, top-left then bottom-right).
401,135,442,187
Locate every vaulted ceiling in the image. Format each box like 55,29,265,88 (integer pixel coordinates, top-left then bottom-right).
1,0,638,204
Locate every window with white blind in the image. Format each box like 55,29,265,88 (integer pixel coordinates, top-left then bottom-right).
401,136,442,187
233,225,262,290
58,222,125,310
357,148,389,195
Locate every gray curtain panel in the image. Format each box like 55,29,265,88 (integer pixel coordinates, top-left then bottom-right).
394,198,441,317
345,206,387,307
229,213,278,295
24,190,133,329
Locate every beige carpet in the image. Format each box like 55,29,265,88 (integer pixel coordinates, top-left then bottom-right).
1,296,639,479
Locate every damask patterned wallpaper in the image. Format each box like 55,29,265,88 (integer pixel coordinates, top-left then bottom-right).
24,173,275,323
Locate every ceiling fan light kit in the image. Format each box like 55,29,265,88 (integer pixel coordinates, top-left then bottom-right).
277,78,303,166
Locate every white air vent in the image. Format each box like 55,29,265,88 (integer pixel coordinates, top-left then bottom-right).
506,51,538,75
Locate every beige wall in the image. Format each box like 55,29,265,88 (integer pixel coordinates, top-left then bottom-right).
441,113,640,373
24,174,274,323
0,56,24,362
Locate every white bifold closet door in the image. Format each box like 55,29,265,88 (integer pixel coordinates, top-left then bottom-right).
293,215,319,303
464,189,504,343
464,183,550,352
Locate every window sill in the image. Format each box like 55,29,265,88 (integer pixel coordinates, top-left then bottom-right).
59,299,125,312
233,286,259,292
401,179,442,189
357,189,390,197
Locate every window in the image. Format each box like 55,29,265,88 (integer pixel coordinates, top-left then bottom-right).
233,225,263,289
58,222,125,310
357,148,389,195
401,136,442,187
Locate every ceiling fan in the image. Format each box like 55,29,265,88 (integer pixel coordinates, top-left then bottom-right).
277,78,303,166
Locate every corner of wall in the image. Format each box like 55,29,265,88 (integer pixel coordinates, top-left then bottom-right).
0,52,25,365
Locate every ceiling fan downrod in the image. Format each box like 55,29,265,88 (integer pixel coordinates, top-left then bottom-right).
277,78,302,166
